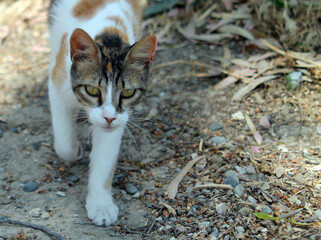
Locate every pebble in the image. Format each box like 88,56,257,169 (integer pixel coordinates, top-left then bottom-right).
125,183,138,194
262,206,272,214
208,123,224,131
246,165,256,174
216,203,229,215
164,130,174,137
210,136,226,145
224,170,239,177
56,191,66,197
41,212,50,219
234,184,245,197
29,208,41,217
235,226,245,233
33,141,41,150
235,166,246,175
67,175,80,183
314,209,321,220
210,237,218,240
224,175,239,187
169,237,176,240
232,111,244,120
80,158,90,165
247,195,257,204
224,235,230,240
239,207,251,216
22,182,39,192
9,127,19,133
178,225,187,232
317,126,321,135
211,227,219,237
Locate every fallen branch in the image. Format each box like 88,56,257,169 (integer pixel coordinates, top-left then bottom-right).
193,183,234,190
0,219,66,240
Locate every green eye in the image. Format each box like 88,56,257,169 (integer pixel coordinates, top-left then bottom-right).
85,85,101,97
121,89,135,98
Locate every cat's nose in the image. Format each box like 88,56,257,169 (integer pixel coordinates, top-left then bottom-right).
104,117,116,124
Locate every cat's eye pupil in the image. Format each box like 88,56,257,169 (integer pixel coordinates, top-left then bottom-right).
85,85,100,97
121,89,135,98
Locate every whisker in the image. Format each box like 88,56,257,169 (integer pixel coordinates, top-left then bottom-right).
127,120,153,139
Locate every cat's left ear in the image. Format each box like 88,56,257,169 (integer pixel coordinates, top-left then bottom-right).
125,34,157,67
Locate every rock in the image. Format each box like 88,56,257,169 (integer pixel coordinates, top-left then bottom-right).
208,123,224,131
56,191,66,197
239,207,251,216
224,170,239,177
317,126,321,135
125,183,138,194
41,212,50,219
210,237,218,240
164,130,174,137
67,175,80,183
232,111,245,120
210,136,226,145
234,184,245,197
235,226,245,233
314,209,321,220
262,206,272,214
22,182,39,192
247,195,257,204
235,166,246,175
211,227,219,237
246,165,256,174
224,235,230,240
224,175,239,187
80,158,90,165
29,208,41,217
216,203,229,215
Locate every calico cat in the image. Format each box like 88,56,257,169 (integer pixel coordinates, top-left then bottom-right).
48,0,156,226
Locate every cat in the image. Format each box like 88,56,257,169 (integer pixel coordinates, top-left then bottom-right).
48,0,156,226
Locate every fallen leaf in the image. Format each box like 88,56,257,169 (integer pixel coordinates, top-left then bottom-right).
161,202,176,216
214,76,238,90
259,116,271,129
219,24,254,40
251,146,260,153
273,166,286,178
167,156,205,199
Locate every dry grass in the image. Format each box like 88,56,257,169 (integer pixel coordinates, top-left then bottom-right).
250,0,321,52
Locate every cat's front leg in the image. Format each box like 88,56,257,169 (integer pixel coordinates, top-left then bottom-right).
48,81,83,162
86,126,124,226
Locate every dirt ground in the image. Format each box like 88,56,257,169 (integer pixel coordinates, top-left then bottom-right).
0,1,320,240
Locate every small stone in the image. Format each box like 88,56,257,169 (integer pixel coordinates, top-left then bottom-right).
295,199,302,206
208,123,224,131
164,130,174,137
133,192,140,198
56,191,66,197
29,208,41,217
22,182,39,192
169,237,176,240
224,170,239,177
232,111,244,120
33,141,41,150
234,184,245,197
210,136,226,145
9,127,19,133
239,207,251,216
178,225,187,232
210,237,218,240
235,226,245,233
314,209,321,220
41,212,50,219
224,175,239,187
235,166,246,175
261,206,272,214
125,183,138,194
224,234,230,240
216,203,229,215
67,175,80,183
165,225,172,230
211,227,219,237
317,126,321,135
80,158,90,165
246,165,256,174
247,195,257,204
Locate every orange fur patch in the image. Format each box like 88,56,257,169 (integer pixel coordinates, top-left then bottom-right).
51,33,68,86
72,0,116,20
101,27,129,43
106,16,126,31
106,62,113,74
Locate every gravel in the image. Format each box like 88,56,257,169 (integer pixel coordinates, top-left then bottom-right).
209,136,226,144
234,184,245,197
224,175,239,187
215,203,229,215
208,123,224,131
125,183,138,194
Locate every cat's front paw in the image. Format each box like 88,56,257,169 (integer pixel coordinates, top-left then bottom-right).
86,197,119,226
54,141,83,162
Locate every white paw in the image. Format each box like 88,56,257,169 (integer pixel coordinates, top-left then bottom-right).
54,141,83,161
86,197,119,226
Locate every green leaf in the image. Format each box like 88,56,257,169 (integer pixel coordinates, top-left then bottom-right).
285,217,312,226
252,212,280,220
271,0,285,8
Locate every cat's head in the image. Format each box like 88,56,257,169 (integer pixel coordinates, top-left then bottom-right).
69,28,156,131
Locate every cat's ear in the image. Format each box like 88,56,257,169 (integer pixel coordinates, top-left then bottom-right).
70,28,100,63
125,34,157,68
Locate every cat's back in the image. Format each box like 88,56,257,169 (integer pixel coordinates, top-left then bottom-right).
49,0,142,52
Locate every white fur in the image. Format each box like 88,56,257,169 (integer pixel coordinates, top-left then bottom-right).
48,0,136,226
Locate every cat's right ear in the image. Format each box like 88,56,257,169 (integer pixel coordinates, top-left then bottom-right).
70,28,100,63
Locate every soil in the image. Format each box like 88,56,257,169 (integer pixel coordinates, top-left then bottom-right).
0,1,320,240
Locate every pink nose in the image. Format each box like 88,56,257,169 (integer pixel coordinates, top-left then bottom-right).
104,117,116,124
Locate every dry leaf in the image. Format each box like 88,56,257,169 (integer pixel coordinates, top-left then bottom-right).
167,156,205,199
245,114,256,132
161,202,176,216
254,132,262,145
232,75,278,101
219,24,254,40
260,116,270,129
214,76,238,90
273,166,286,178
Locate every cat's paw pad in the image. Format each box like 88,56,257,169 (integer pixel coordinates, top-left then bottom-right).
86,200,119,226
55,142,83,162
